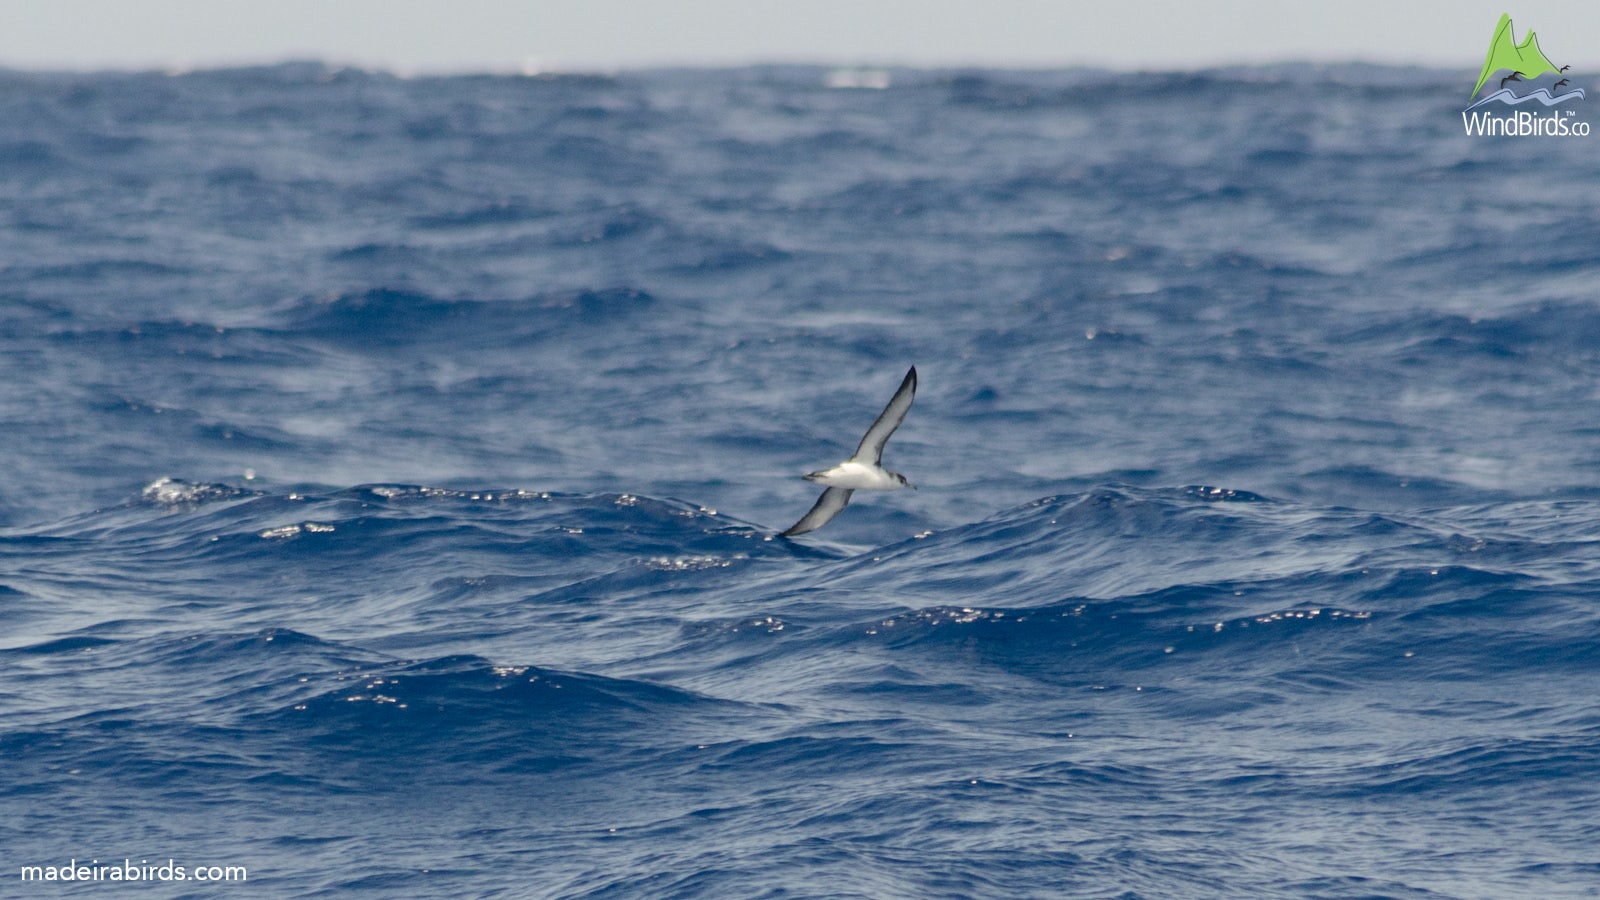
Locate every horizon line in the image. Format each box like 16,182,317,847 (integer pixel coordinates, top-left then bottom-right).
6,54,1593,79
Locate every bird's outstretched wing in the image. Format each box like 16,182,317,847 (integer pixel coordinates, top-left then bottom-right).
850,366,917,465
781,487,853,537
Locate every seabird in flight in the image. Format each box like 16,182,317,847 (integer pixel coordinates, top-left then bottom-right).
781,366,918,537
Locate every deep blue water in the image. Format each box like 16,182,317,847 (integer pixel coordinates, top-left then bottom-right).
3,63,1600,898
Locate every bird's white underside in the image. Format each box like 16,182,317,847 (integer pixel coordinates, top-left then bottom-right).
805,461,908,491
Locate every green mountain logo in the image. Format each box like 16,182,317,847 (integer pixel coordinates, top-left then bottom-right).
1472,13,1562,98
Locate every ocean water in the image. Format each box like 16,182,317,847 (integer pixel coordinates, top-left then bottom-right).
3,62,1600,898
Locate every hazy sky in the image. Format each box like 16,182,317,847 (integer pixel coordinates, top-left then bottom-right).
3,0,1599,73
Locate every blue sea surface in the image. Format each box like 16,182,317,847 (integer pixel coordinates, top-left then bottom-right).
3,63,1600,898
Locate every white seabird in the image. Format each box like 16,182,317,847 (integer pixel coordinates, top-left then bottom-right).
782,366,917,537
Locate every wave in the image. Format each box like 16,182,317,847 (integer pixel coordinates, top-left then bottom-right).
7,477,1600,894
265,653,771,768
13,478,1600,738
277,286,658,347
32,478,1600,596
